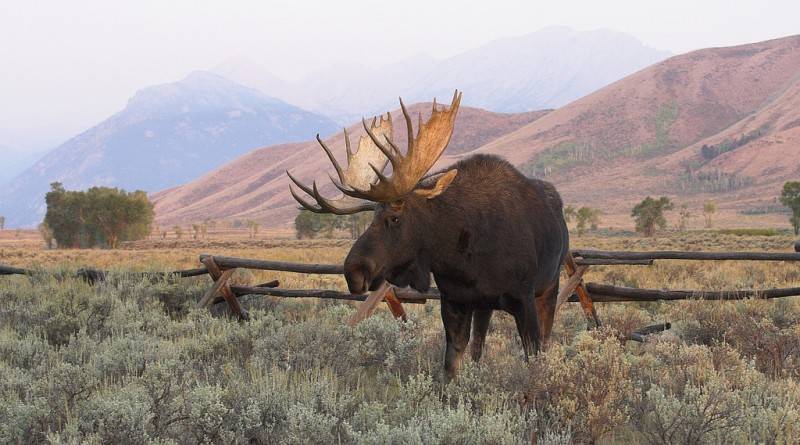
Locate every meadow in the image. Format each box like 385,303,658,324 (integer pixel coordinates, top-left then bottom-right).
1,230,799,444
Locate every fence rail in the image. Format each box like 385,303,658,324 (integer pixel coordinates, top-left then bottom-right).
3,248,800,329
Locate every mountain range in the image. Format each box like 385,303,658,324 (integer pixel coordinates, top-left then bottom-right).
4,31,799,231
215,27,670,124
0,72,338,227
155,34,800,229
152,105,549,225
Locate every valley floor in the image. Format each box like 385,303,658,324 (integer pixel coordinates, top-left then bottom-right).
1,232,799,443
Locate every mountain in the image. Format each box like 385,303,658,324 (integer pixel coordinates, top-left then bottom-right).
0,71,338,228
0,145,46,184
160,34,800,230
216,27,669,124
449,34,800,226
151,105,549,226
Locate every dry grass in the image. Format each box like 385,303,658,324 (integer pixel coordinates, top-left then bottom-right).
0,230,798,443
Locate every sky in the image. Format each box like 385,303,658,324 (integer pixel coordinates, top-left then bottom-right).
1,0,798,153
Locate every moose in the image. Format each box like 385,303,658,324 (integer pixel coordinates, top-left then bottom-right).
288,91,569,378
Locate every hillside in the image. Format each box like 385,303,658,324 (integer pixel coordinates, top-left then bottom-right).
217,27,669,124
151,106,549,226
0,72,338,227
446,34,800,227
159,35,800,230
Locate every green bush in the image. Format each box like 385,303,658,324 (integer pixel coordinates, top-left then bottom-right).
2,263,799,444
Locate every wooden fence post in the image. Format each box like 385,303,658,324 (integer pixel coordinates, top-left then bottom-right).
384,288,408,322
564,254,601,328
198,256,250,321
347,282,390,326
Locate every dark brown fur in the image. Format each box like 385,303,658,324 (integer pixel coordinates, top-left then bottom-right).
344,154,569,379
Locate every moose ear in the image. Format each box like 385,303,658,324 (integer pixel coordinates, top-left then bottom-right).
413,169,458,199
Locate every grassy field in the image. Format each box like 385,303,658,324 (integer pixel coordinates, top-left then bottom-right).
1,230,799,444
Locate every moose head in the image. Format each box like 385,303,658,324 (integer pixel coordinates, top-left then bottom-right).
288,91,462,295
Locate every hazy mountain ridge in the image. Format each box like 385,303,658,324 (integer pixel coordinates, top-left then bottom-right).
0,72,338,227
151,106,550,225
216,27,670,124
0,145,47,184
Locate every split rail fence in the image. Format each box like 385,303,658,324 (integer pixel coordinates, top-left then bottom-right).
4,249,800,337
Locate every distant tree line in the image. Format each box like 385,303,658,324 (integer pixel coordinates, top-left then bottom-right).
699,126,767,161
295,210,373,239
43,183,154,249
563,206,603,236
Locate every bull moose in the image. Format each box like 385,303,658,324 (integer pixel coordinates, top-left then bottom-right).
288,91,569,378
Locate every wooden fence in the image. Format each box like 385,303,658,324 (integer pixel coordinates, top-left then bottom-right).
3,249,800,337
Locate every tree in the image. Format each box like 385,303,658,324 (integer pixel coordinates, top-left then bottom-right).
703,201,716,229
0,215,5,230
202,218,214,239
84,187,154,248
38,223,54,249
43,184,154,248
631,196,674,237
678,204,692,231
575,207,602,236
780,181,800,235
563,206,576,226
295,210,317,239
44,182,84,248
340,213,373,239
246,220,260,239
294,210,373,239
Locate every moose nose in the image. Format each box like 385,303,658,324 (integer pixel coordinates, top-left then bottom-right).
344,257,378,295
345,266,370,295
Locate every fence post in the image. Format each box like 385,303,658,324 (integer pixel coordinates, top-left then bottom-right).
347,281,390,326
198,256,250,321
564,254,601,328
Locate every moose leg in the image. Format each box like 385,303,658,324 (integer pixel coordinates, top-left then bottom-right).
511,296,541,361
535,281,559,346
469,309,493,362
441,299,473,381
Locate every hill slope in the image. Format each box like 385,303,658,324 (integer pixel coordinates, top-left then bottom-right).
152,106,549,226
162,35,800,230
444,34,800,226
0,72,338,227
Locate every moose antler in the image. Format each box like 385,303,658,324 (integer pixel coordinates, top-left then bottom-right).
287,114,393,215
333,90,462,203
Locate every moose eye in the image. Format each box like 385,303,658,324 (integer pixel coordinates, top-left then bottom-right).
389,216,400,225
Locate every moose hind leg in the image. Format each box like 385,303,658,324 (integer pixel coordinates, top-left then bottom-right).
511,296,541,361
469,309,493,362
441,299,473,381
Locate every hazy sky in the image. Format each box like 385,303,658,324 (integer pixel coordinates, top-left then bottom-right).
1,0,798,152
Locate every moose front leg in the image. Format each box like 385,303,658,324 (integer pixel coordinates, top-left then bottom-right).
441,299,473,381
